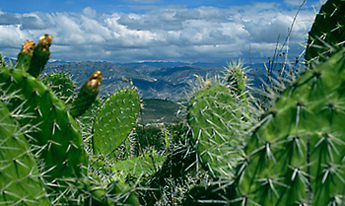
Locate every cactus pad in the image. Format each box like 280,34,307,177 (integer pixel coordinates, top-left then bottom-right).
305,0,345,63
70,71,102,118
0,67,88,181
42,71,76,105
0,101,51,206
187,84,244,178
16,40,36,71
27,34,52,78
93,88,140,156
233,50,345,205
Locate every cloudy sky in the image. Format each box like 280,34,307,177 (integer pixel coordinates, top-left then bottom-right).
0,0,323,64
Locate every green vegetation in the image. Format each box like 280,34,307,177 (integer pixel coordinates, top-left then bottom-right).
139,98,181,124
1,0,345,205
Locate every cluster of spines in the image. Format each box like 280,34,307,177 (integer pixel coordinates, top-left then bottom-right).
305,0,345,63
0,66,89,181
0,100,51,206
93,88,140,157
0,35,141,206
41,71,76,105
187,83,244,178
229,48,345,206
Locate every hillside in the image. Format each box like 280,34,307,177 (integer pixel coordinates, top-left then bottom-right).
43,62,220,101
139,99,182,124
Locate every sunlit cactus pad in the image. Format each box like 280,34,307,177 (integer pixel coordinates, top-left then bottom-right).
93,88,140,156
187,84,244,178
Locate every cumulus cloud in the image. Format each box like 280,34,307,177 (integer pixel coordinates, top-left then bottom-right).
0,1,321,63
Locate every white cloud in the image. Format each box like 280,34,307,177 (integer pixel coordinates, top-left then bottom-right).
0,2,322,63
82,7,97,18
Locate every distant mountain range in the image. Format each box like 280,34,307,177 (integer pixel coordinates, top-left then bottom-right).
43,62,224,101
4,57,274,101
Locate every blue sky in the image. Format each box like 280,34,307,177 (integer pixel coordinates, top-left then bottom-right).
0,0,323,64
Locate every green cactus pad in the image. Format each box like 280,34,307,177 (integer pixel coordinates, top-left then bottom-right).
42,72,75,105
305,0,345,63
0,101,51,206
27,34,52,78
16,40,36,71
233,50,345,205
93,88,140,156
70,71,102,118
0,67,88,182
187,84,244,178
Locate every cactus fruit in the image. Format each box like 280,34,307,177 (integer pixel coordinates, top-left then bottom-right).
0,100,51,206
187,83,245,178
305,0,345,63
16,40,36,71
27,34,52,78
70,71,102,118
0,66,88,182
93,88,140,157
230,49,345,205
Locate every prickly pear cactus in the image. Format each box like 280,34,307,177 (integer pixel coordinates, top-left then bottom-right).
93,88,140,157
0,66,88,182
70,71,102,118
27,34,52,78
16,40,36,71
42,71,76,105
231,49,345,205
224,61,248,98
187,83,245,178
0,101,51,206
305,0,345,63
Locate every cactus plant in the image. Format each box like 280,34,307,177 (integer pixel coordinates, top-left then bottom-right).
93,88,140,157
228,49,345,206
305,0,345,63
16,40,36,71
28,34,52,78
0,100,51,206
0,60,88,182
42,71,76,105
70,71,102,118
4,0,345,203
0,35,143,206
187,80,247,179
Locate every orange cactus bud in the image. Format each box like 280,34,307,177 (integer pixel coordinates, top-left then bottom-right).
38,34,53,47
21,40,36,56
85,71,102,92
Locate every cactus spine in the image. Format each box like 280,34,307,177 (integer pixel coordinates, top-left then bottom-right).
0,66,88,181
93,88,140,157
230,47,345,206
305,0,345,63
187,83,243,178
0,100,51,206
70,71,102,118
42,71,76,105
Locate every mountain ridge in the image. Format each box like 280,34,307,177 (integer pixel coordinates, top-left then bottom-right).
43,61,222,101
